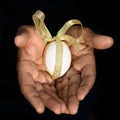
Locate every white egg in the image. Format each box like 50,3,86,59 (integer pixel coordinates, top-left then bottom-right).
44,41,72,79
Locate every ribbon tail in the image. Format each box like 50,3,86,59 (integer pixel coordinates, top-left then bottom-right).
57,19,83,37
56,19,84,49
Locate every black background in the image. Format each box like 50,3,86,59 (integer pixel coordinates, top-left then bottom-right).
0,0,119,119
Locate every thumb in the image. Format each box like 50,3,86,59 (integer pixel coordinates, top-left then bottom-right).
83,27,114,50
14,25,35,48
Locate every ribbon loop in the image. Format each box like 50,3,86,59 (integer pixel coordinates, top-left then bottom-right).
32,10,52,44
57,19,83,37
32,10,83,50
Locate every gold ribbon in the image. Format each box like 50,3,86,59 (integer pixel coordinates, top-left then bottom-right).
32,10,83,80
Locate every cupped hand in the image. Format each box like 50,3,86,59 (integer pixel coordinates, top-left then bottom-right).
14,25,113,114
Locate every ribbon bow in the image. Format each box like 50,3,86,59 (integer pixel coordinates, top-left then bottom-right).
32,10,83,79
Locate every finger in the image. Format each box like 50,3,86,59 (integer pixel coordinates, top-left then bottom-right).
39,91,61,114
42,71,53,83
19,73,45,113
18,60,48,83
67,74,81,114
72,53,95,71
35,71,53,84
18,60,41,82
44,84,67,113
14,25,35,47
58,78,69,103
77,62,96,101
72,53,96,101
35,81,43,91
39,84,67,114
83,27,114,49
36,71,48,83
56,77,75,114
65,67,79,78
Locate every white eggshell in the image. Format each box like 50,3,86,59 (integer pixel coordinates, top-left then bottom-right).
44,41,71,78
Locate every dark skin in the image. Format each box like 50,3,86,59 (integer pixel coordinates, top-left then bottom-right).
14,25,114,114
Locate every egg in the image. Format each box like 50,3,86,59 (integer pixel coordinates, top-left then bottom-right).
44,41,72,80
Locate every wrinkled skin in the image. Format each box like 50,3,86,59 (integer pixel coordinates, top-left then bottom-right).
14,25,114,114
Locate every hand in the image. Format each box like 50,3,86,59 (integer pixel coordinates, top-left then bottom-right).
14,25,113,114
